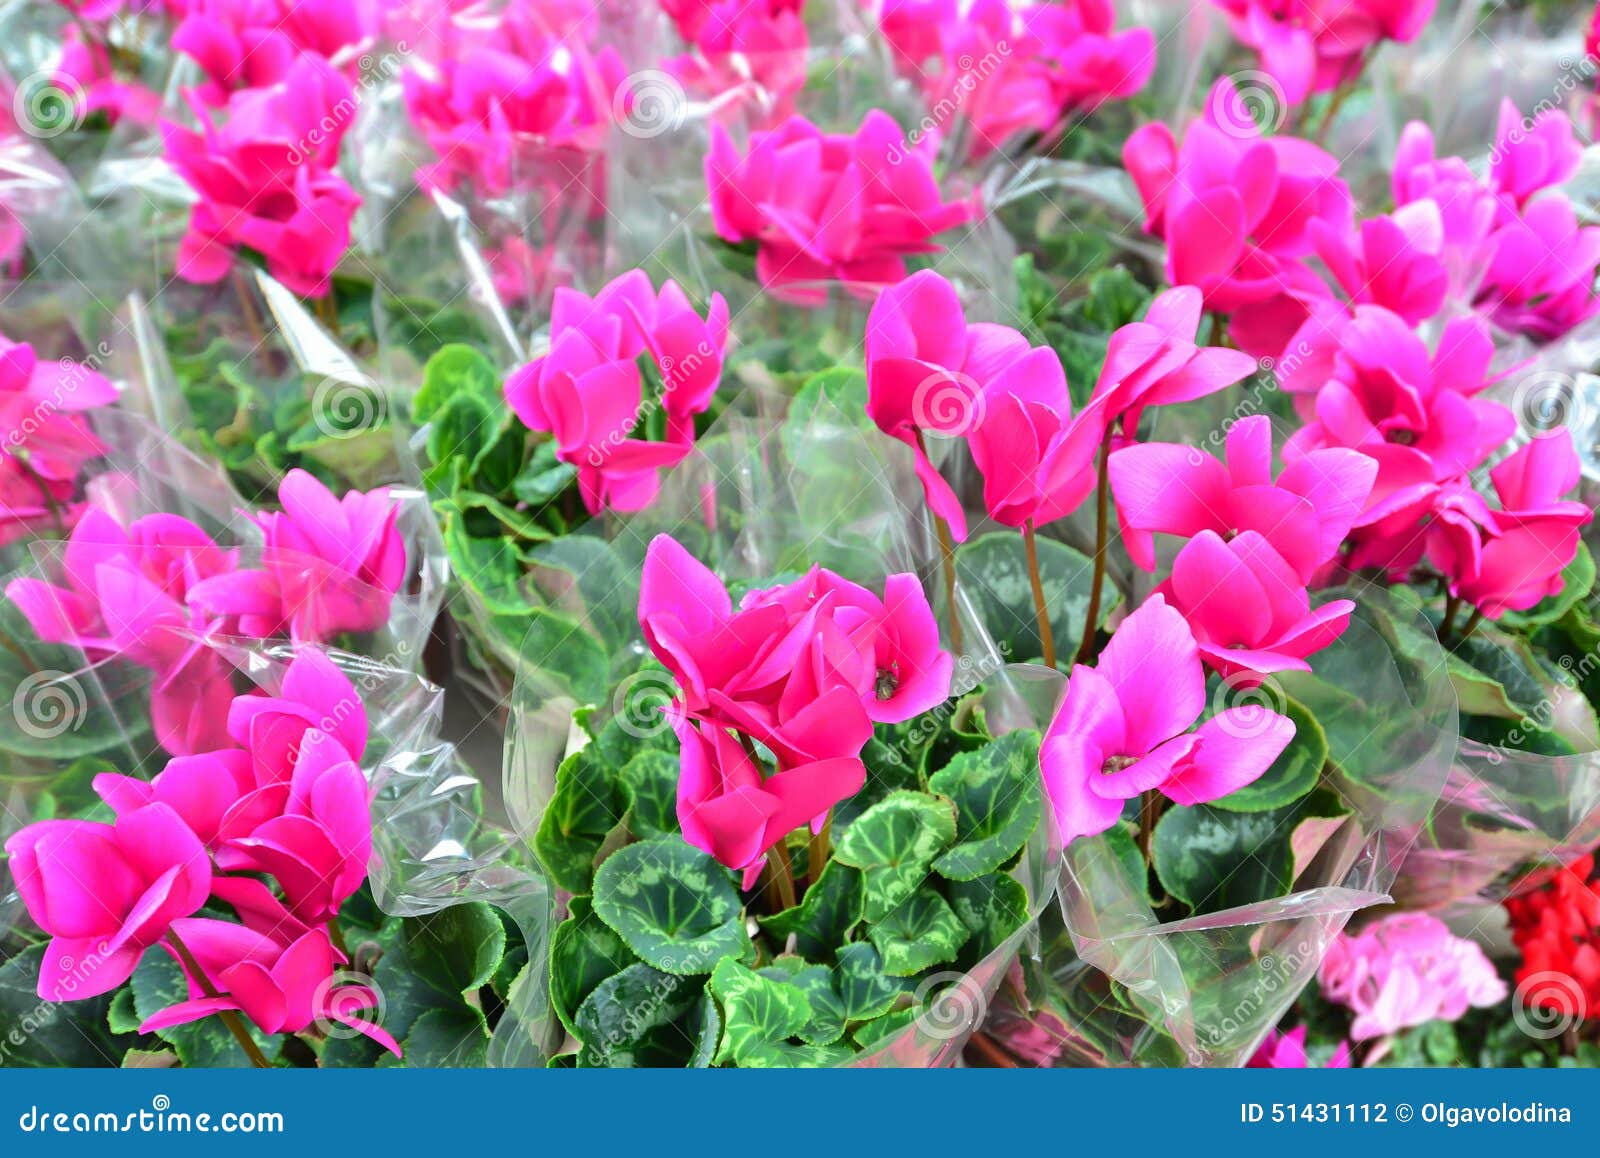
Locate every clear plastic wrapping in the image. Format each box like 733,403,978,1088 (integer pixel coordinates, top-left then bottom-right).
982,588,1459,1065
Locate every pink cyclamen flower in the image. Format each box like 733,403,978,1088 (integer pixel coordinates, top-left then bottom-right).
187,469,406,643
1109,413,1376,577
172,0,371,106
143,882,398,1055
1123,78,1352,355
660,0,802,42
1280,307,1512,513
640,534,952,883
505,271,728,514
4,803,212,1000
1310,202,1449,326
1428,431,1593,618
1208,0,1436,105
1091,285,1261,436
0,335,118,543
5,506,238,754
1039,595,1295,844
864,269,1033,539
1489,98,1583,214
705,110,975,303
162,54,361,297
667,1,809,128
881,0,1154,159
1248,1025,1352,1068
1319,912,1506,1041
94,651,372,918
212,651,372,924
401,10,621,197
1157,530,1355,684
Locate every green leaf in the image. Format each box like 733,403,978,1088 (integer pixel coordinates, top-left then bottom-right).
403,902,506,994
511,440,578,505
0,945,134,1066
928,730,1042,879
760,959,846,1046
709,958,811,1067
395,1006,489,1068
869,888,970,976
422,391,497,489
757,860,864,960
1151,803,1299,914
619,750,680,839
534,745,627,895
834,790,958,921
947,874,1030,966
413,344,502,424
953,531,1110,665
592,839,748,974
832,943,913,1021
1208,697,1326,812
549,896,639,1037
514,606,610,706
574,964,715,1067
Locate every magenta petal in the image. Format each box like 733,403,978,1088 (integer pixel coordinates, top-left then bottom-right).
1161,709,1297,806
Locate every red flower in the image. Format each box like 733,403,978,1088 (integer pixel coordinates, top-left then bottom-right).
1504,854,1600,1023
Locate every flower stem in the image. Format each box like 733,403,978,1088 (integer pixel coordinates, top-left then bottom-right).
1441,593,1461,640
934,511,964,653
913,429,964,653
165,930,271,1069
806,812,832,888
1022,519,1056,669
231,271,265,349
765,844,796,912
1459,608,1485,641
1137,790,1166,866
1075,440,1112,667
